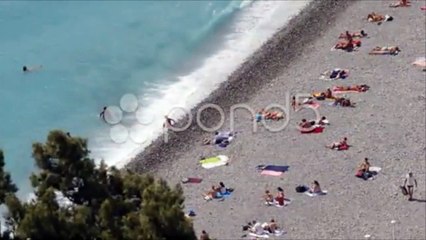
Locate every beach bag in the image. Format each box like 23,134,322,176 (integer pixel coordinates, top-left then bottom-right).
295,185,307,193
400,186,408,196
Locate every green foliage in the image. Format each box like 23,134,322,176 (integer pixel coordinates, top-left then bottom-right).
0,130,196,240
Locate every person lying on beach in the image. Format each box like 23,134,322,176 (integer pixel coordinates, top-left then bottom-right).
327,137,348,150
23,65,43,73
334,39,360,52
412,57,426,69
333,84,370,92
390,0,410,7
367,12,393,24
339,30,367,39
308,181,322,194
291,96,296,110
369,46,400,55
333,97,356,107
257,109,284,121
356,158,374,180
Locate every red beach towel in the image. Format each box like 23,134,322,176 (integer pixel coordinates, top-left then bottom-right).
300,126,324,134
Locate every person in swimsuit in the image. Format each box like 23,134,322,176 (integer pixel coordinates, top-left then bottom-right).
299,119,312,128
22,65,43,73
200,230,211,240
327,137,348,149
264,190,274,205
99,106,107,122
309,181,322,193
163,115,176,128
274,189,285,206
404,172,417,201
357,158,372,180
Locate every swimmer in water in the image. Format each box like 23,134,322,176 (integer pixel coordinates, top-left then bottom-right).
22,65,42,73
100,107,107,122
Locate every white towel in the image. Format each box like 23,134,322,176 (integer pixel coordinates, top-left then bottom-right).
305,190,328,197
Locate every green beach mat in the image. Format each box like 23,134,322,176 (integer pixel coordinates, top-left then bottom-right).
199,157,220,165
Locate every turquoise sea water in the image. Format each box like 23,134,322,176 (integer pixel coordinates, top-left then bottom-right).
0,1,243,195
0,0,310,197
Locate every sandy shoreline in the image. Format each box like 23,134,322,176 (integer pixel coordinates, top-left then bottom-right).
127,0,426,239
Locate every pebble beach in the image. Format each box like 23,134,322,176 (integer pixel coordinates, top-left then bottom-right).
127,0,426,239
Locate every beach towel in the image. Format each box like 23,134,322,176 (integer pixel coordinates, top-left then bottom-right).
305,102,320,109
305,190,328,197
272,198,292,207
181,177,203,184
200,155,229,169
261,170,283,176
248,230,284,238
421,6,426,10
257,165,289,172
300,126,324,134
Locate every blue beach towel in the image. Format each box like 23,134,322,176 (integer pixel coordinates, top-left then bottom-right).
256,165,289,172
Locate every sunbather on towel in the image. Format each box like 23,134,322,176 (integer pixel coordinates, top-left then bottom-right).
369,46,400,55
339,30,367,39
367,12,393,24
308,181,322,194
327,137,348,149
412,57,426,69
334,97,356,107
390,0,410,7
356,158,373,180
334,39,360,51
334,84,369,92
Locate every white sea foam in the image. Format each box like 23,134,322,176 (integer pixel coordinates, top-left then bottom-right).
91,0,311,168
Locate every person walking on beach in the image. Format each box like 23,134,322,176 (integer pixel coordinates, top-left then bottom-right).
163,115,176,129
404,171,417,201
100,106,107,122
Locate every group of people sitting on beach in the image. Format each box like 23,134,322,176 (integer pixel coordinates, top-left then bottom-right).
243,219,280,236
202,182,233,201
264,187,286,206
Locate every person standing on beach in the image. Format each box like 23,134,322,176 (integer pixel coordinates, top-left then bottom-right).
100,106,107,122
404,172,417,201
163,115,176,129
